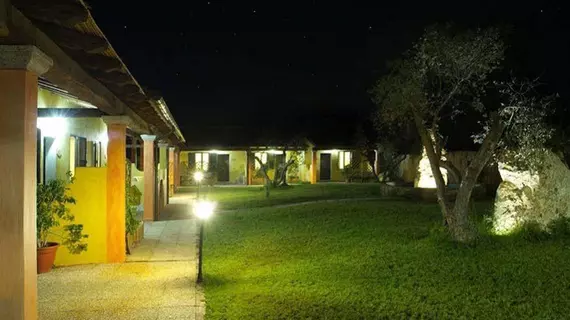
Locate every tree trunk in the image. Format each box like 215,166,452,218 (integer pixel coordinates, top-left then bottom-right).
450,112,505,243
254,156,272,198
372,149,382,182
440,160,462,184
412,110,454,222
277,159,295,186
264,179,270,198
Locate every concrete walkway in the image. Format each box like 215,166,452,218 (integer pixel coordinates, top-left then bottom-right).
38,194,204,320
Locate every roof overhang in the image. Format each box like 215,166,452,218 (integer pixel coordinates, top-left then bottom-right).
1,0,185,146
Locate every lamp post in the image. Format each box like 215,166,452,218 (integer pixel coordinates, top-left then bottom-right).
194,171,204,199
194,200,215,283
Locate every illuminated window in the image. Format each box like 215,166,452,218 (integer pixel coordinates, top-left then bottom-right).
339,151,352,169
254,152,268,169
195,152,209,171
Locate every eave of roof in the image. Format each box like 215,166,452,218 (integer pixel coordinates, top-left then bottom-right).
9,0,185,146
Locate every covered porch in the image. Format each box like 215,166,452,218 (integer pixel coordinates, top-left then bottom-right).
0,1,184,318
37,192,203,319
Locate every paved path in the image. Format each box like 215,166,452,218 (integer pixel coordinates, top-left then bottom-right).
38,194,204,320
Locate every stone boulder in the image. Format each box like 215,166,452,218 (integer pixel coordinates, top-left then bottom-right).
493,150,570,234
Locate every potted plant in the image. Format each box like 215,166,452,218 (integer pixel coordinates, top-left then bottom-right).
37,172,88,273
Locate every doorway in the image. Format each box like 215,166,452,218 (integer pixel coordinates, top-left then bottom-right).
217,154,230,182
319,153,331,181
43,136,57,182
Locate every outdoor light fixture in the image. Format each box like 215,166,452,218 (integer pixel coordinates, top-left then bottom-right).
194,171,204,182
194,200,216,283
37,117,67,138
193,200,216,220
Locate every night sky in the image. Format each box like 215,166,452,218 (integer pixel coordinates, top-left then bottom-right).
89,1,569,147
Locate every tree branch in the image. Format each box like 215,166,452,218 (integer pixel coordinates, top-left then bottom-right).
440,160,462,184
254,156,271,183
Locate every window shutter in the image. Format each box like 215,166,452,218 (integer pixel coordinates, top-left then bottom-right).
188,152,196,170
77,137,88,167
208,153,217,172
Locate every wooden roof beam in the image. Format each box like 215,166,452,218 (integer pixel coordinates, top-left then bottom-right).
4,6,151,134
70,53,123,73
33,20,108,54
12,0,89,27
90,70,134,86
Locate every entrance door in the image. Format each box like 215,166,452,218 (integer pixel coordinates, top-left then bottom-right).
320,153,331,181
217,154,230,182
43,136,56,182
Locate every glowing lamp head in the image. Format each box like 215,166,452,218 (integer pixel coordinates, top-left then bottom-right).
37,117,67,138
194,171,204,182
194,200,216,220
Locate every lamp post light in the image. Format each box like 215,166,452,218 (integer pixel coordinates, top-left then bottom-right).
194,200,215,284
194,171,204,199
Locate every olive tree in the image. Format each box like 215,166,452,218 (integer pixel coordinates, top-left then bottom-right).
370,25,553,243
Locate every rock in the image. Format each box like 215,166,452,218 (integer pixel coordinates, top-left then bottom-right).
493,150,570,234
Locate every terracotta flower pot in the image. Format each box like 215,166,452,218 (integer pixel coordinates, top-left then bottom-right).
37,242,59,274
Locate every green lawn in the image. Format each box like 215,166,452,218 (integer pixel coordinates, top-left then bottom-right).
180,184,386,211
203,200,570,319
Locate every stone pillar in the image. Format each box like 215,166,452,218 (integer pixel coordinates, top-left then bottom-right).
311,150,318,184
174,148,180,189
141,135,156,221
102,116,128,263
0,46,52,320
168,147,175,198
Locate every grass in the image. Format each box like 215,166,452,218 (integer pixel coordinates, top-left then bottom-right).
180,183,386,211
203,200,570,319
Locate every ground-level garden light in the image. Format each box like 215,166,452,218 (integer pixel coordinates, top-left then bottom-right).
194,171,204,199
194,200,216,283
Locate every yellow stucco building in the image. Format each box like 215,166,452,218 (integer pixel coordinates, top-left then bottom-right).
179,146,377,186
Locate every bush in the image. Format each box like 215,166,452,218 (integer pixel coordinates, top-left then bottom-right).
37,172,88,254
511,221,550,242
547,216,570,239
